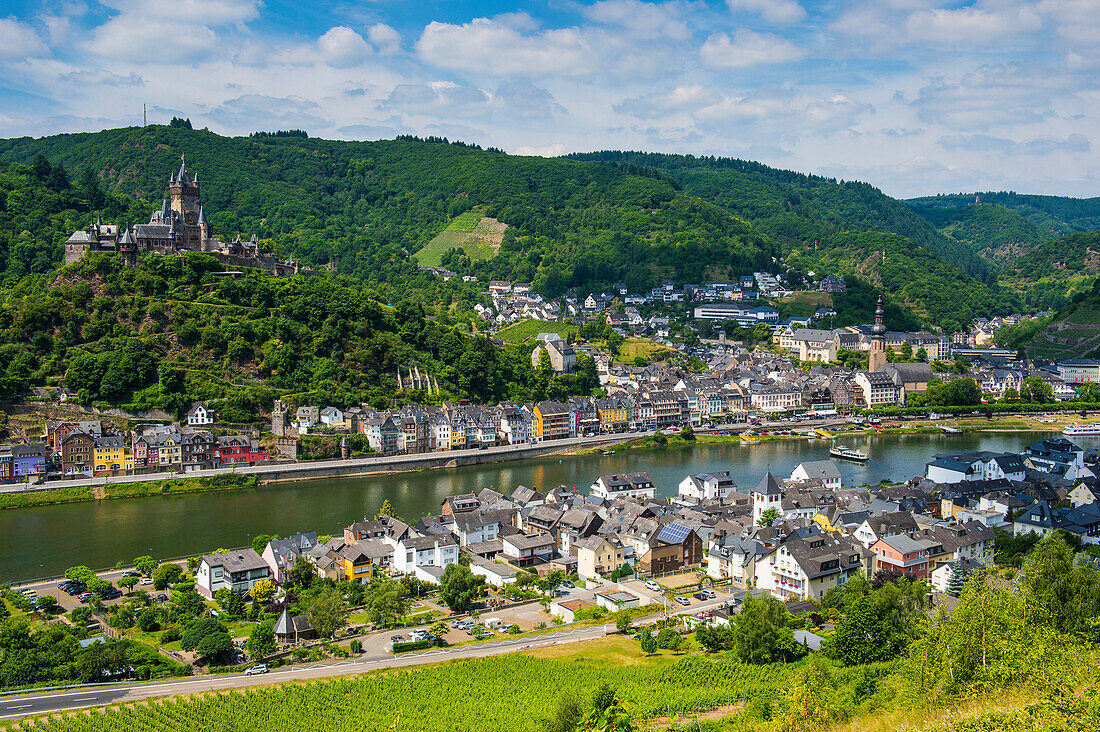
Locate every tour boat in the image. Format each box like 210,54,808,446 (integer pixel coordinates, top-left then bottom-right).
1063,424,1100,436
941,426,962,434
830,446,868,462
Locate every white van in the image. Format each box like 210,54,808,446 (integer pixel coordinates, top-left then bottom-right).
485,617,505,630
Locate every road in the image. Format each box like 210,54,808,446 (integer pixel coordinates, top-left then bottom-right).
0,624,609,720
0,432,644,494
0,584,747,721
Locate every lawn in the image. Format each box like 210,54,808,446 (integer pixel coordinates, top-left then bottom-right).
413,207,505,267
614,337,677,364
777,291,832,316
496,319,578,344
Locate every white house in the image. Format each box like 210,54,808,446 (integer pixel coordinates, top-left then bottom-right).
390,535,459,577
186,402,215,426
755,534,867,601
468,556,518,587
678,471,737,502
195,549,272,599
789,461,842,491
591,472,655,500
319,407,344,426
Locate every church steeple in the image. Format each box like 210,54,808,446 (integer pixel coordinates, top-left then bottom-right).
869,297,887,372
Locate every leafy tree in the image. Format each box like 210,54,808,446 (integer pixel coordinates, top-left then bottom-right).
614,611,633,634
133,555,159,575
655,627,682,651
375,499,399,521
247,621,277,660
170,585,206,617
439,564,486,612
118,576,139,595
730,594,799,664
361,579,410,628
249,579,276,605
194,630,233,662
287,557,316,589
308,587,348,637
429,620,450,639
778,658,843,732
137,608,160,632
151,563,183,590
695,623,735,652
1020,532,1100,638
758,507,782,526
1020,376,1054,404
639,630,657,655
65,565,96,585
251,534,276,554
180,618,227,652
1077,381,1100,402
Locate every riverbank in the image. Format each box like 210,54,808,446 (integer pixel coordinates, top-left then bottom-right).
0,474,259,510
0,433,639,510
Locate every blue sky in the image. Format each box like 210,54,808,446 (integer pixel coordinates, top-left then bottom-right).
0,0,1097,197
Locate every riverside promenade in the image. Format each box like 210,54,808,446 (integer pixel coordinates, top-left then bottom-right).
0,431,644,493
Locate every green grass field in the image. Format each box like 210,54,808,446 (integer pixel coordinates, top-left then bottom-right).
413,208,504,267
777,291,833,316
614,337,677,364
496,319,577,344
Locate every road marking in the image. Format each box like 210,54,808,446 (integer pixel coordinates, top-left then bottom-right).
3,705,31,710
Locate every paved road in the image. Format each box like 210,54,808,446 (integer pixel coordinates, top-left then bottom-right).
0,432,643,493
0,625,608,720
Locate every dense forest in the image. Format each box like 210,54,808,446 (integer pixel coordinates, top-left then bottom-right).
906,191,1100,237
0,248,599,420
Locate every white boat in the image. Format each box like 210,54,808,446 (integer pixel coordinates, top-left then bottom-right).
1063,424,1100,436
941,426,962,434
830,446,868,462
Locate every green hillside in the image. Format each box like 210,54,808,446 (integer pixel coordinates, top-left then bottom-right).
566,151,1019,332
0,126,775,302
906,191,1100,238
1023,273,1100,358
936,203,1057,260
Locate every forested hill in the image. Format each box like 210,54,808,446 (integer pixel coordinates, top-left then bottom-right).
906,191,1100,238
0,126,775,300
565,150,1019,332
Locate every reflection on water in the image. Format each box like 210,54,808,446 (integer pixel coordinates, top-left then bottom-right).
0,430,1072,580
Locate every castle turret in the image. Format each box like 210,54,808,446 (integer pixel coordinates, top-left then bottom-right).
169,157,202,249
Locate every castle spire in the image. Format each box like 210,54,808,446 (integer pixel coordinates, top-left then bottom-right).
197,205,206,224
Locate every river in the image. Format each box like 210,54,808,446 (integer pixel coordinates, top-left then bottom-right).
0,430,1070,581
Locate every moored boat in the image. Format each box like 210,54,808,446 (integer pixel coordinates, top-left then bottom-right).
830,446,868,462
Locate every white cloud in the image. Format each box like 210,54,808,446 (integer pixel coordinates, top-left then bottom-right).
514,143,567,157
368,23,401,55
416,18,595,76
0,17,48,59
914,66,1067,130
941,132,1090,156
584,0,691,41
379,81,492,118
207,94,330,130
699,30,807,69
615,85,715,118
316,26,372,68
84,17,218,62
906,5,1041,45
97,0,259,25
61,69,144,86
726,0,805,25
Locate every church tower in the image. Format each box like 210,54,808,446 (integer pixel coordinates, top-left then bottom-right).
168,158,203,249
869,297,887,373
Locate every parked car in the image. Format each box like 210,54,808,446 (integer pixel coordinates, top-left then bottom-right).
674,596,691,607
700,589,716,599
409,629,432,641
140,578,153,585
644,580,661,592
98,587,122,600
121,570,141,578
20,589,36,598
64,583,86,596
560,580,575,589
693,592,708,600
243,664,268,676
78,592,95,603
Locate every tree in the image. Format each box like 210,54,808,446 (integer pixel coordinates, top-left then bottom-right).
1077,381,1100,403
758,507,782,526
247,622,277,660
438,564,486,612
251,534,276,554
778,658,843,732
614,611,633,634
1020,376,1054,404
944,559,969,597
65,565,96,585
361,579,410,627
180,618,227,652
152,563,182,590
429,620,450,639
287,556,316,589
133,555,159,576
118,576,139,595
730,594,799,664
249,579,276,605
639,630,657,655
1021,532,1100,637
169,116,193,129
137,608,160,632
308,587,348,637
375,499,400,521
655,627,682,651
194,630,233,662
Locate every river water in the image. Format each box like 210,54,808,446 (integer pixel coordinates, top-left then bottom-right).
0,431,1067,581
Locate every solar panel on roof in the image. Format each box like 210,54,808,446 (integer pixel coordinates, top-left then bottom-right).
657,523,691,544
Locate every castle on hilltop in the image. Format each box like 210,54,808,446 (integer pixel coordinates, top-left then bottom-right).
64,159,307,276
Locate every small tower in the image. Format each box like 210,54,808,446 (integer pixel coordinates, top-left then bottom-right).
753,471,783,525
340,436,350,460
869,297,887,373
197,205,210,249
271,399,289,438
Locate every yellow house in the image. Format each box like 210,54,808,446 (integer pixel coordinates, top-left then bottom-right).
340,543,374,584
813,513,840,534
93,436,133,473
596,400,628,433
576,536,624,581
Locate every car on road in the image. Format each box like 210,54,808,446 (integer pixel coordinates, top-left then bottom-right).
674,596,691,607
243,664,268,676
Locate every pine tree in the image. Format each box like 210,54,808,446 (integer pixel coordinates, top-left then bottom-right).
945,559,968,597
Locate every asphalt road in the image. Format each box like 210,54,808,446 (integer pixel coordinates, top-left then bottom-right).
0,624,609,720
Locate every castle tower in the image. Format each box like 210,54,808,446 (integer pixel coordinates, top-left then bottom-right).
869,297,887,373
168,158,203,250
271,399,288,438
752,471,783,525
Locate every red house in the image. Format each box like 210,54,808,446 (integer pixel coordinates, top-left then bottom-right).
870,534,929,580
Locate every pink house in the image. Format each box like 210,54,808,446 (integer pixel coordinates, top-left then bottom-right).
870,534,929,580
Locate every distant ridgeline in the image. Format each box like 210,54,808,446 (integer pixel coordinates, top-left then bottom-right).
63,158,309,277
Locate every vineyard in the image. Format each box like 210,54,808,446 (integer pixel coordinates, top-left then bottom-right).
0,640,894,732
